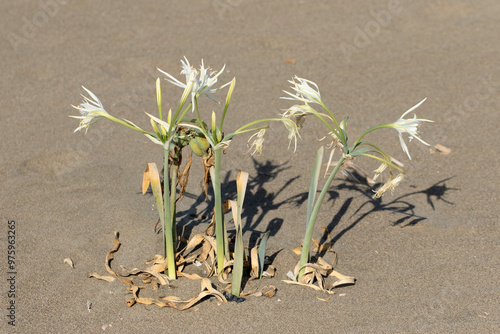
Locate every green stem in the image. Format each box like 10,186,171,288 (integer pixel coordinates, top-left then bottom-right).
233,118,280,134
163,148,176,280
352,124,393,149
170,147,180,257
103,114,150,135
318,101,344,144
298,155,346,281
210,149,227,273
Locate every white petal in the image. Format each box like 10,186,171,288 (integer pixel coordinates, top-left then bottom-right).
400,98,427,118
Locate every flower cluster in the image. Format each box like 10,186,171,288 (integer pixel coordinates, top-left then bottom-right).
157,57,230,111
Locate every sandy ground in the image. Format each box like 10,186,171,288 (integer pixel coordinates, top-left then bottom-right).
1,0,499,333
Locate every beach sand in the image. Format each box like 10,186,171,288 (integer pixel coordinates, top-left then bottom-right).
1,1,499,332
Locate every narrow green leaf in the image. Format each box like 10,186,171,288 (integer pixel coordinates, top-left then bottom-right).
230,200,243,296
257,231,271,279
230,171,249,296
350,148,372,157
342,116,349,129
306,146,324,226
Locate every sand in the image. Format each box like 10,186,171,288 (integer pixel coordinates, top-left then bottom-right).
1,0,499,333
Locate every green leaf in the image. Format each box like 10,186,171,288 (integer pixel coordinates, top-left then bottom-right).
230,171,249,296
257,231,271,279
350,148,372,157
306,146,324,226
342,116,349,128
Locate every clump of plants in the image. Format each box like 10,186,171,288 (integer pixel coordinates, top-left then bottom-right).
72,59,433,307
72,58,292,306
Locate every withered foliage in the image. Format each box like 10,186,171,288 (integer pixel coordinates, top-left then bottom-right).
284,227,355,294
89,230,276,310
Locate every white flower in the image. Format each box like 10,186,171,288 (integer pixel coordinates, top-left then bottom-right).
280,118,301,152
281,105,314,129
390,98,433,159
71,86,110,133
281,76,323,105
157,57,228,110
247,129,266,155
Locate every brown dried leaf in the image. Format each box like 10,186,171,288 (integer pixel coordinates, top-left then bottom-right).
177,152,192,201
161,296,182,302
317,295,333,302
431,144,451,155
201,154,215,198
263,287,276,298
262,265,275,278
282,280,334,294
292,247,302,255
142,163,161,195
250,245,259,279
105,231,122,280
328,270,356,288
183,234,206,256
145,255,168,273
63,258,74,269
316,256,333,270
320,226,330,238
89,272,115,282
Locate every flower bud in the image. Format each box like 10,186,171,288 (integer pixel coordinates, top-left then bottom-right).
189,135,210,157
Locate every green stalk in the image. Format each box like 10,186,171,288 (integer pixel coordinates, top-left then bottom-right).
298,155,345,280
169,147,180,260
101,113,151,135
210,149,227,273
163,148,176,280
230,171,249,296
351,124,395,149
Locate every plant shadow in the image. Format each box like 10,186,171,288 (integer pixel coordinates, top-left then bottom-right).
312,176,458,259
175,158,307,249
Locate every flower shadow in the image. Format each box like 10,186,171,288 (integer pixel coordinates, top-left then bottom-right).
313,176,458,259
176,158,305,249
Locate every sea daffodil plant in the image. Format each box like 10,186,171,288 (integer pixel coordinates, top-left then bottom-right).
158,60,299,274
72,75,199,280
281,76,433,281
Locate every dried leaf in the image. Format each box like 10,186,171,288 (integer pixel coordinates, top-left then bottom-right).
177,151,192,201
64,258,74,269
328,270,356,288
145,256,168,274
89,273,116,282
262,265,275,278
282,280,334,294
261,286,277,298
105,231,121,277
250,245,259,279
142,163,164,230
431,144,451,155
183,234,206,256
201,154,215,198
317,295,333,302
